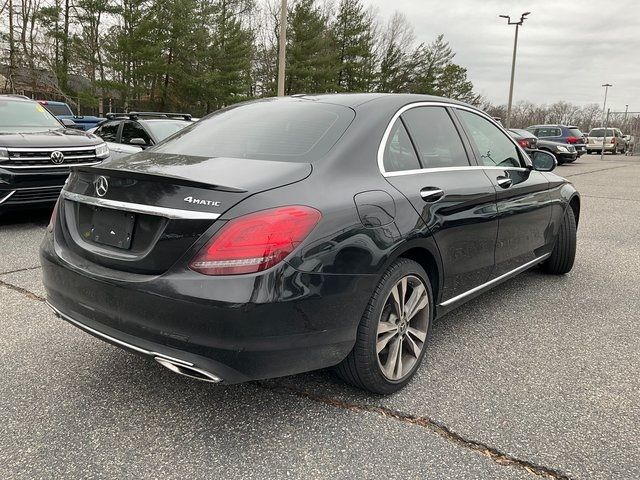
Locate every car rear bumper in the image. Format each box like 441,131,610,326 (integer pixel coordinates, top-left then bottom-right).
40,232,377,384
587,144,615,151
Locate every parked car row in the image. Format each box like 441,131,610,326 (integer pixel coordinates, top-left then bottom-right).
0,94,193,213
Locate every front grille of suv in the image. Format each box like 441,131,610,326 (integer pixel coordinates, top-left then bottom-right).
1,147,100,169
0,186,64,205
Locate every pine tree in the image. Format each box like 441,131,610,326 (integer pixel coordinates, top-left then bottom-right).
286,0,338,95
333,0,375,92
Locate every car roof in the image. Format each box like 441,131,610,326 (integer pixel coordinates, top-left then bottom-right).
282,93,474,110
0,94,33,102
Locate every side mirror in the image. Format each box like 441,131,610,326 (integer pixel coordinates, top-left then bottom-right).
128,137,149,147
530,150,557,172
60,118,82,129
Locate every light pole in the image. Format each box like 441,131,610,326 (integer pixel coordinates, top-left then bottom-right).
500,12,530,129
601,83,612,125
277,0,287,97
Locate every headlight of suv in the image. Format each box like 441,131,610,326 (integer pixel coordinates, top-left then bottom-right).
95,142,110,159
0,147,9,161
556,145,569,153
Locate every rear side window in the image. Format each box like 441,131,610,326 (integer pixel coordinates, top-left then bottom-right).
95,121,120,142
153,100,355,162
568,128,583,137
536,127,561,137
401,107,469,168
383,119,421,172
121,121,152,145
457,109,522,168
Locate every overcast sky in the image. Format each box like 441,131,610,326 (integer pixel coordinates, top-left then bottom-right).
360,0,639,112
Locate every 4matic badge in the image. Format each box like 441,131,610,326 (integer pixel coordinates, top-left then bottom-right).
183,196,221,207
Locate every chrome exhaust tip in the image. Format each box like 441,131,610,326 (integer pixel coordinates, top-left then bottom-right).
154,357,222,383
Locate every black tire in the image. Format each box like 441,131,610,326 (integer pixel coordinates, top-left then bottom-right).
335,258,433,394
541,207,577,275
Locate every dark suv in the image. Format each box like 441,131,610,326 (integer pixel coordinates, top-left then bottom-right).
526,124,587,157
0,95,109,212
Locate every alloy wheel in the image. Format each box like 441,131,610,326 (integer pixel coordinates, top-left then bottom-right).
376,275,429,381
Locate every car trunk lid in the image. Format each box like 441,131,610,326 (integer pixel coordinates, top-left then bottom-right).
57,152,312,274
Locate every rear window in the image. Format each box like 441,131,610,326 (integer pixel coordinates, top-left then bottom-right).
152,99,355,162
43,103,73,116
568,128,583,137
589,129,614,137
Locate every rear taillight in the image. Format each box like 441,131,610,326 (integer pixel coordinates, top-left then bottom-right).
189,206,321,275
611,138,616,144
518,139,529,149
47,197,60,232
566,136,579,144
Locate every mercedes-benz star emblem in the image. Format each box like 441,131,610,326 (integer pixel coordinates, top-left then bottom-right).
50,151,65,164
94,176,109,197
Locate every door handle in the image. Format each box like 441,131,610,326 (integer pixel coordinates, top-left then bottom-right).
420,187,444,202
496,176,512,189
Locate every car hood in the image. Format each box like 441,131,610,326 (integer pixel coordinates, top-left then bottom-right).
92,151,313,193
0,128,102,148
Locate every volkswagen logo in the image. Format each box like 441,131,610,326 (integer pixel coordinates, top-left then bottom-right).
50,151,65,164
94,176,109,197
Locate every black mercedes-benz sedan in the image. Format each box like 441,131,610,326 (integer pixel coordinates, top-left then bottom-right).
40,94,579,394
0,95,109,212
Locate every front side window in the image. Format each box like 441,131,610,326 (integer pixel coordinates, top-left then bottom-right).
401,107,469,168
121,121,152,145
457,110,522,168
95,121,120,142
382,119,421,172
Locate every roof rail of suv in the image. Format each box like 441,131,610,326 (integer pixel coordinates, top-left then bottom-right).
105,112,192,121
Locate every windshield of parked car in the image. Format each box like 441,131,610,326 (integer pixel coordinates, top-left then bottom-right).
141,120,192,141
589,128,614,137
0,99,63,133
151,99,355,162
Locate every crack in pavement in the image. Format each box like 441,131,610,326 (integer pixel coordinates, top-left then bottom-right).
2,276,574,479
0,265,42,276
258,382,573,480
0,278,46,302
564,164,631,178
581,194,639,203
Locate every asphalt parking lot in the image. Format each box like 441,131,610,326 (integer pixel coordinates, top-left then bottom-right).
1,154,639,480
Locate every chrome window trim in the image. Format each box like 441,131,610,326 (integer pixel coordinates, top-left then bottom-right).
1,162,102,170
0,190,16,204
377,101,530,177
46,301,194,367
62,190,221,220
7,146,98,152
439,253,551,307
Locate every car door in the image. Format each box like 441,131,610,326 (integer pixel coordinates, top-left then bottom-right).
381,105,499,303
455,108,553,277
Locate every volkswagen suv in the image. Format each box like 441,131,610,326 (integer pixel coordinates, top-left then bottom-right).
0,95,109,212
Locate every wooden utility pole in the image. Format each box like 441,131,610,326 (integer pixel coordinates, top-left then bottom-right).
8,0,16,93
277,0,287,96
